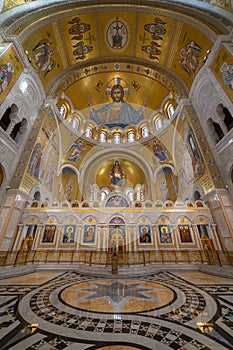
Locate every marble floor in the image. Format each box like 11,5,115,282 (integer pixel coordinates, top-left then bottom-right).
0,268,233,349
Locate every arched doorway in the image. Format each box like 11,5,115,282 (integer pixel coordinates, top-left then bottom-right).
110,226,125,254
194,190,201,201
108,217,126,265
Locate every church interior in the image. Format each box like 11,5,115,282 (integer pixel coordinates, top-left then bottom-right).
0,0,233,349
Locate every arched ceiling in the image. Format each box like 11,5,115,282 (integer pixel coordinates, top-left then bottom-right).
1,0,233,124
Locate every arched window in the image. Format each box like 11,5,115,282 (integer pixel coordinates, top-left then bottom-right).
167,103,175,118
128,131,135,142
71,117,79,130
34,191,41,201
213,121,224,141
60,104,67,118
100,190,108,201
10,120,22,140
207,118,220,144
155,117,163,130
85,126,92,138
113,133,120,144
99,131,106,142
223,107,233,131
194,190,201,201
142,126,149,138
0,107,11,131
125,188,134,202
14,118,28,143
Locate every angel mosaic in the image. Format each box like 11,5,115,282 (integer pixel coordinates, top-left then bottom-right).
32,40,55,77
153,139,168,162
179,41,202,76
64,139,84,162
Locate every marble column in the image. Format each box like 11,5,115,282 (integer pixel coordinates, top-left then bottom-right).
203,188,233,251
55,224,63,250
172,224,179,249
218,116,228,135
12,223,24,250
152,225,158,250
6,112,19,136
211,223,222,250
34,224,43,249
0,189,32,251
192,224,202,250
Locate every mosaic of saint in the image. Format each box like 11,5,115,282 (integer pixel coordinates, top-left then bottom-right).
220,62,233,90
179,41,203,76
32,40,55,77
89,78,148,127
0,62,14,93
106,17,128,50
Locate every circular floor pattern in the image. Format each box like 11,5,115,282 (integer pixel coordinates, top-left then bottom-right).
15,272,230,350
61,278,174,313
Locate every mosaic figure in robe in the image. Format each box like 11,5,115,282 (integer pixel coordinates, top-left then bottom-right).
89,84,147,126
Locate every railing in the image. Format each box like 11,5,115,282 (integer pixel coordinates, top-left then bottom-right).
0,249,232,268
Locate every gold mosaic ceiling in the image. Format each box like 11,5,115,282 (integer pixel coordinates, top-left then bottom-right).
1,0,233,112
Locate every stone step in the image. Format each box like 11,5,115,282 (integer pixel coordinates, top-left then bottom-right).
0,264,36,280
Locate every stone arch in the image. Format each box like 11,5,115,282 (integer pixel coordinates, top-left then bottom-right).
23,215,39,225
157,215,172,224
190,70,231,144
216,103,233,132
63,215,80,224
0,103,29,144
192,183,205,201
80,148,154,200
177,215,193,225
137,215,152,225
60,164,80,202
99,187,111,201
154,165,177,202
29,184,41,201
108,216,126,254
194,190,201,201
33,191,41,201
194,215,212,225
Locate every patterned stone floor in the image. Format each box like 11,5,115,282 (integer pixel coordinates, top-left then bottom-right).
0,269,232,349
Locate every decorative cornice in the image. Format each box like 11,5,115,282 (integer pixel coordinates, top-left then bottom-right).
47,58,189,98
1,1,232,37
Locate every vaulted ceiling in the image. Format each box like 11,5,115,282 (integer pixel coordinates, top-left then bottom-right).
1,0,233,115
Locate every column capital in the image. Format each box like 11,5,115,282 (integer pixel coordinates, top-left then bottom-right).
202,188,231,203
6,188,32,201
